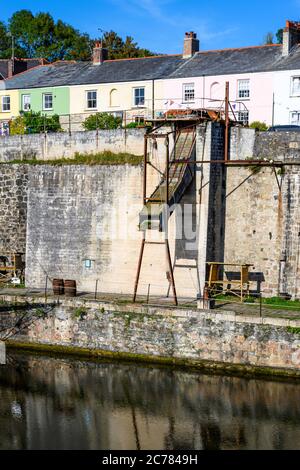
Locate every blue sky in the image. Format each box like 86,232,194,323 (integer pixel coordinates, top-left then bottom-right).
1,0,300,53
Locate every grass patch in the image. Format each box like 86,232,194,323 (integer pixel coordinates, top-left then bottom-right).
262,297,300,309
286,326,300,335
1,151,143,166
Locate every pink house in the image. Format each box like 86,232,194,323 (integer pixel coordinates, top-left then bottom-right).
159,23,300,127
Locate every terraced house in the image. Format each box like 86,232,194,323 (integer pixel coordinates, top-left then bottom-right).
2,20,300,131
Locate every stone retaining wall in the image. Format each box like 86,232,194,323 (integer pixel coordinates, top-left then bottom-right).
1,296,299,376
0,129,145,162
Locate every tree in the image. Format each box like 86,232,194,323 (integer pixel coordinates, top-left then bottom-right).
10,111,62,134
83,113,122,130
0,20,25,58
8,10,92,61
264,32,274,45
102,30,155,59
249,121,268,131
276,28,283,44
1,9,155,62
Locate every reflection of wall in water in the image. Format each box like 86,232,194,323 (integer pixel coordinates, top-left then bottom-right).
0,354,300,450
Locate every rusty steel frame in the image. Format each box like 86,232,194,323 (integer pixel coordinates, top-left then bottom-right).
133,127,179,306
133,83,300,305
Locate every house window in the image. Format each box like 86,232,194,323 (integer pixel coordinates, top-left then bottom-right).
291,77,300,96
134,116,145,124
238,80,250,99
86,90,97,109
2,96,11,112
133,88,145,107
238,111,249,125
291,111,300,125
22,94,31,111
183,83,195,102
43,93,53,110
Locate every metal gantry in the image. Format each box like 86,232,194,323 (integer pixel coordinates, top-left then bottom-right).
132,82,300,305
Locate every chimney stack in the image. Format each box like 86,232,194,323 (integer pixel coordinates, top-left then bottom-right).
183,32,199,59
7,59,14,78
93,41,108,65
282,20,300,56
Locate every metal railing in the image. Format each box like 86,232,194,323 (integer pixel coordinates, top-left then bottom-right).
0,96,249,136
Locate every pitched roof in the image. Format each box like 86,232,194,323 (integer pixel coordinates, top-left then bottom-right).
3,43,300,90
4,55,184,89
169,45,285,78
0,58,47,80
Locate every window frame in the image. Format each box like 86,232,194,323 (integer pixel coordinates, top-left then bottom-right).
2,95,11,112
291,76,300,97
183,83,195,103
42,93,53,111
237,79,250,99
133,87,145,107
290,111,300,125
22,94,31,111
237,110,249,126
86,90,98,110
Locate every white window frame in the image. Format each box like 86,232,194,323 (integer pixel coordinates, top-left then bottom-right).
22,94,31,111
183,83,195,103
237,79,250,99
43,93,53,111
1,95,11,112
86,90,97,110
290,111,300,125
133,87,145,107
238,110,249,125
291,76,300,97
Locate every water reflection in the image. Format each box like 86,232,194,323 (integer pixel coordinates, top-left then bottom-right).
0,352,300,450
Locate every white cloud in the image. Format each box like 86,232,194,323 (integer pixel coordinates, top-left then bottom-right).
107,0,238,47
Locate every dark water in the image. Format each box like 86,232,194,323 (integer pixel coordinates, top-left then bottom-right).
0,352,300,450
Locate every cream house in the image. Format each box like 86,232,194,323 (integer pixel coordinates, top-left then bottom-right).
0,88,19,135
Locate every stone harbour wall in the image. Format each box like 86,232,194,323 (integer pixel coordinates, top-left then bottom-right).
1,297,300,376
0,164,28,253
0,129,145,162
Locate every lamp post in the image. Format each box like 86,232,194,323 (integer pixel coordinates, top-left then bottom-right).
7,32,15,74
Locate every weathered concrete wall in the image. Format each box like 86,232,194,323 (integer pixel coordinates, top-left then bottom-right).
0,164,28,253
24,158,202,297
0,129,145,162
225,128,300,298
2,125,300,300
1,297,299,375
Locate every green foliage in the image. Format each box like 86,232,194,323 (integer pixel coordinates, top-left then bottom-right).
126,122,140,128
0,10,156,61
10,116,26,135
245,156,262,174
102,30,155,59
72,307,87,321
1,150,143,166
249,121,268,131
287,326,300,335
83,112,122,130
7,9,92,61
10,111,62,135
276,28,283,44
263,297,300,308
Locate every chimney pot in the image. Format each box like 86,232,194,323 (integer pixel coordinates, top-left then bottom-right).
183,31,199,59
93,41,108,65
282,20,300,56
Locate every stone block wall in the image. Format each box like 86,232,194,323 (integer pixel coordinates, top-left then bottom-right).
0,164,28,253
1,297,299,374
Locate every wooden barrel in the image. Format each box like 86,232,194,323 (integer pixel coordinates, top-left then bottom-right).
64,279,77,297
52,279,64,295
